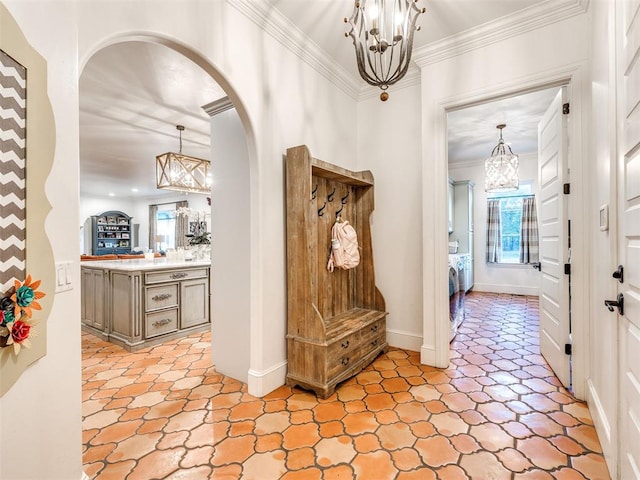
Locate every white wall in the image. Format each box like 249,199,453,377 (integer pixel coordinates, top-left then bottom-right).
1,2,83,480
209,107,251,384
449,153,540,296
585,0,618,476
417,11,591,390
1,1,359,478
357,82,424,352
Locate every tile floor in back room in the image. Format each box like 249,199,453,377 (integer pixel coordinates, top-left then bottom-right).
82,292,611,480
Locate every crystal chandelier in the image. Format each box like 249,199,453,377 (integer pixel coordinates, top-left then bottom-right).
485,124,519,192
156,125,212,194
344,0,425,101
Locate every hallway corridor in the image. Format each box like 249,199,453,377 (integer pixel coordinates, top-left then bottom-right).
82,292,610,479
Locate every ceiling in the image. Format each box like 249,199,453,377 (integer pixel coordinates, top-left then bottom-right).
79,0,550,199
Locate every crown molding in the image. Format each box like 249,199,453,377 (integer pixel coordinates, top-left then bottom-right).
227,0,361,100
202,96,234,117
414,0,589,68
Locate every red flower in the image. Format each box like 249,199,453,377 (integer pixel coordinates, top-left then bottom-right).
10,320,31,343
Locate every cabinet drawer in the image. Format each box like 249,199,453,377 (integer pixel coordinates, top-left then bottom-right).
145,309,178,338
145,284,179,311
362,333,385,354
361,319,385,342
326,332,360,380
145,268,208,285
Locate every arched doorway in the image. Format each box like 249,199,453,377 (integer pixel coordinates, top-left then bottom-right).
78,36,256,385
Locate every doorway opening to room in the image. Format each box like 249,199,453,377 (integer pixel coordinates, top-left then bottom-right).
78,38,253,478
446,85,574,392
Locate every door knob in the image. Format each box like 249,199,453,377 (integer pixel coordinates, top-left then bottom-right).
612,265,623,283
604,293,624,315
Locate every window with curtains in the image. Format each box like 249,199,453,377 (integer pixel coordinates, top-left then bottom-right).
149,200,189,252
486,182,538,264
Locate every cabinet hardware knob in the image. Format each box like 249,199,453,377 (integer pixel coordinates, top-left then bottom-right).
153,318,172,326
341,357,349,365
371,325,378,332
341,340,350,349
170,272,188,279
152,293,172,301
371,339,378,347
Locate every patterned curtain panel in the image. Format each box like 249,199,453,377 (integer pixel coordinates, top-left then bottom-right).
175,200,188,248
148,204,158,251
486,199,502,263
0,50,27,292
520,196,539,264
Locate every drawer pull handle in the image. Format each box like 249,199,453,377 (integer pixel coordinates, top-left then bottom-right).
371,325,378,332
341,357,349,366
170,272,188,279
153,318,172,326
152,293,172,301
341,340,350,349
371,339,378,347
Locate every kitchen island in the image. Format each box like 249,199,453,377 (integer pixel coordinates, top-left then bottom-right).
81,258,211,351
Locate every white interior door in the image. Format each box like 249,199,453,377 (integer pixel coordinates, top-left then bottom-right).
538,87,571,388
617,0,640,477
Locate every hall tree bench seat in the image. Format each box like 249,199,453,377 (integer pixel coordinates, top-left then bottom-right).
81,258,211,351
285,145,388,399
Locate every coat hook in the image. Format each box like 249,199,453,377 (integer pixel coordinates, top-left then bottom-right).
311,183,318,200
335,204,345,217
341,191,350,204
327,187,336,202
318,202,327,217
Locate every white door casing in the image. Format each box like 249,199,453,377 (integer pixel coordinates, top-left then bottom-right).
538,87,571,389
616,0,640,478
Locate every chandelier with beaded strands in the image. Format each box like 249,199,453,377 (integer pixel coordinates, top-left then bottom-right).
484,124,519,192
344,0,426,101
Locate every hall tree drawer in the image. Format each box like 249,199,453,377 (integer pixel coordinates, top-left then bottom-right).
145,309,178,338
326,345,361,380
145,284,179,311
361,319,386,342
145,268,208,285
363,333,385,352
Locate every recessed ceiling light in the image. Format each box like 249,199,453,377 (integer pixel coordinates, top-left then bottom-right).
131,188,138,192
108,192,115,197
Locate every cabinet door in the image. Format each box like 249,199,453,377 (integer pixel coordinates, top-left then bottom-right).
81,269,105,330
180,278,210,329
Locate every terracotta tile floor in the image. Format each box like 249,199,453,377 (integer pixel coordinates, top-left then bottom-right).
82,292,611,479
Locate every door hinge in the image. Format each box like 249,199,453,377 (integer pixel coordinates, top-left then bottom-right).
563,103,570,114
563,183,570,194
565,343,572,355
564,264,571,275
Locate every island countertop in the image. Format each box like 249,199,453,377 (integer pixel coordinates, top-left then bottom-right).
81,258,211,272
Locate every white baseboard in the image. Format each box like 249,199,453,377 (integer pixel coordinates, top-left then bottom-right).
386,328,423,352
472,283,540,296
247,359,287,397
586,379,616,479
82,473,91,480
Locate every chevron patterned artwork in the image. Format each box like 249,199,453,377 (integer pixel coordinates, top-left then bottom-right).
0,49,26,294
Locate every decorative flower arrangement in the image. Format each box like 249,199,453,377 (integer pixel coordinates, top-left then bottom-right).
0,274,45,355
176,206,211,246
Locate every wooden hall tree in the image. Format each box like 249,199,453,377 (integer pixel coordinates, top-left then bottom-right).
285,145,387,398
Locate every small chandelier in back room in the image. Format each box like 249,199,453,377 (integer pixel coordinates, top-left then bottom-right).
344,0,426,102
156,125,212,194
484,124,519,192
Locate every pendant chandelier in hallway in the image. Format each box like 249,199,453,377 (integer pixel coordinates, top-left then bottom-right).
484,124,519,192
156,125,212,194
344,0,425,102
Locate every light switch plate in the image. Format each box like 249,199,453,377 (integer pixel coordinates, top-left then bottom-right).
55,261,74,292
